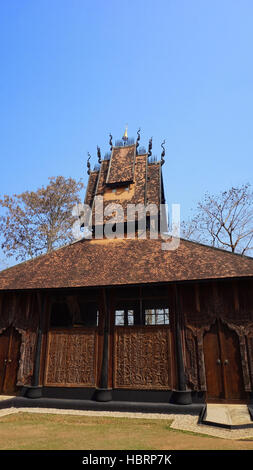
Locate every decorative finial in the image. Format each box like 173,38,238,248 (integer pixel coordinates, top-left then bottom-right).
148,137,153,157
97,145,101,164
161,140,165,165
87,152,91,175
122,125,128,145
109,133,113,151
136,128,141,153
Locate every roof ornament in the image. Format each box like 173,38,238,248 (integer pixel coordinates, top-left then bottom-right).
122,125,128,146
97,145,101,164
161,140,165,165
136,128,141,153
109,133,113,151
148,137,153,158
87,152,91,175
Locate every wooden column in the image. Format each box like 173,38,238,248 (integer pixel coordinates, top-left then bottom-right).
25,292,45,398
94,288,112,401
172,284,192,404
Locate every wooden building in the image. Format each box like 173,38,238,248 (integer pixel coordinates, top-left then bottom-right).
0,132,253,406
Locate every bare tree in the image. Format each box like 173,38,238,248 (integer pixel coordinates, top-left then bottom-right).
181,183,253,256
0,255,9,271
0,176,83,262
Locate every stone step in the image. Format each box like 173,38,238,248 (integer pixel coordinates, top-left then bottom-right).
202,404,253,429
0,395,15,401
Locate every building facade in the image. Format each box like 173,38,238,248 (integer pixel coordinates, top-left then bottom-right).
0,132,253,405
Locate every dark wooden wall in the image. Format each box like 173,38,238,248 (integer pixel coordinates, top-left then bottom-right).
0,278,252,395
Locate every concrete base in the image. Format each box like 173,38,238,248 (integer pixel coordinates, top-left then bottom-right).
93,388,112,402
171,390,192,405
0,396,204,415
25,386,43,399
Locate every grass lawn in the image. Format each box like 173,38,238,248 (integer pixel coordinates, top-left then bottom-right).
0,412,253,450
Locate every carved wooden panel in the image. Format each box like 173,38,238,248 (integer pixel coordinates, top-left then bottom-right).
185,328,199,390
221,320,253,392
113,326,171,389
45,329,97,386
17,330,37,386
0,292,39,387
196,330,208,391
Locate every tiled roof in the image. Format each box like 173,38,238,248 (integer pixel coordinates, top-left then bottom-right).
84,171,98,207
146,163,161,206
0,237,252,291
106,145,136,185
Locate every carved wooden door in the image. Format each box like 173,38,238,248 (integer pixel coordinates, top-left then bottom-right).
203,321,224,401
204,320,246,402
0,327,21,395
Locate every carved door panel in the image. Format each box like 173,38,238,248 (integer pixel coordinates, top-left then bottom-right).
219,322,246,401
0,328,10,393
203,321,224,400
204,320,246,402
0,327,21,395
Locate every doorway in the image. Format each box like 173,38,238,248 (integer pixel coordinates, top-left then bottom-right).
0,326,22,395
203,320,247,403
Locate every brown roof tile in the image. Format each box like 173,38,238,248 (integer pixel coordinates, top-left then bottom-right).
84,171,99,207
0,238,252,291
146,163,160,206
95,160,110,195
106,145,136,185
132,154,147,205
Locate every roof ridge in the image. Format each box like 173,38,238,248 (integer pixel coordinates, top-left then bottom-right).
180,237,253,260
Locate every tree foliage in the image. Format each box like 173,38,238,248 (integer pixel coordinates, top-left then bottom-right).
181,183,253,255
0,176,83,261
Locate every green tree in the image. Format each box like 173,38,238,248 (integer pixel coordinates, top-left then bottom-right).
0,176,83,262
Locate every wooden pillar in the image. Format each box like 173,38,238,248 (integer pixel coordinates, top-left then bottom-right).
94,288,112,401
172,284,192,404
25,292,45,398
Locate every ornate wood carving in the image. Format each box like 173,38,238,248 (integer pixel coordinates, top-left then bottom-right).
221,320,253,392
196,330,208,391
45,329,97,386
185,318,253,392
16,329,37,386
184,329,198,390
113,326,171,389
182,281,253,393
185,322,216,391
0,293,38,386
0,325,36,387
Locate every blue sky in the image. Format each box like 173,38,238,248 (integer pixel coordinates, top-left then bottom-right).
0,0,253,267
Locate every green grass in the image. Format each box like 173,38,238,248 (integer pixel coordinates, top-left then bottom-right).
0,412,253,450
